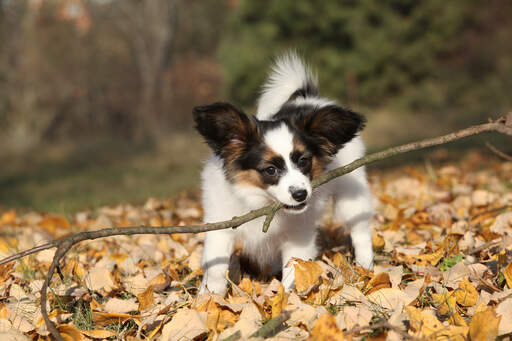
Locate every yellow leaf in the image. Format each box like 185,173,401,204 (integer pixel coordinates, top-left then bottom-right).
455,278,478,307
294,259,323,294
148,273,169,291
406,306,443,337
406,306,468,339
91,312,136,326
205,299,221,332
39,215,71,235
469,308,501,341
58,324,85,341
271,284,287,318
239,278,253,296
402,248,444,267
80,329,116,338
364,272,391,295
0,209,16,225
432,291,466,326
308,313,344,341
137,286,154,311
504,263,512,289
372,232,385,251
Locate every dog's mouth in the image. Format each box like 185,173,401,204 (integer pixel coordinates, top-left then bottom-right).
283,203,307,211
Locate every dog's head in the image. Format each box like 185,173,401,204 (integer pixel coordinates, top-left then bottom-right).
193,102,365,213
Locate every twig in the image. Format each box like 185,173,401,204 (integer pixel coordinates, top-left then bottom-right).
467,239,502,255
344,321,422,340
249,311,291,338
0,116,511,340
485,141,512,161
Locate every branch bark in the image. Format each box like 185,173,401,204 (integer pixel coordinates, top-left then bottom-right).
1,117,511,340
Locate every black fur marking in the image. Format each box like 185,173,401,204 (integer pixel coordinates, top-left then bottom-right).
289,105,366,156
192,102,260,156
287,81,319,102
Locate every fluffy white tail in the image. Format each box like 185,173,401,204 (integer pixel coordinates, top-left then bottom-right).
256,52,318,120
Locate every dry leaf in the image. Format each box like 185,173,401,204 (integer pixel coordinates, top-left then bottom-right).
294,259,323,294
103,298,138,314
372,232,385,251
84,267,117,292
367,288,414,311
364,272,391,295
496,297,512,336
271,284,287,317
79,329,116,338
137,286,154,311
308,313,344,341
469,308,501,341
406,306,468,340
455,278,478,307
0,210,16,225
148,273,169,291
504,263,512,289
161,308,208,341
58,324,84,341
38,215,71,235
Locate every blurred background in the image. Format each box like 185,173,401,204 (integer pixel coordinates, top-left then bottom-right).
1,0,511,213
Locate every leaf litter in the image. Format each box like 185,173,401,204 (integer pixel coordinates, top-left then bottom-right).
0,151,512,340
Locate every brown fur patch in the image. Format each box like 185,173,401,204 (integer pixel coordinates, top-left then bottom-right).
311,156,331,179
234,169,267,188
292,136,307,154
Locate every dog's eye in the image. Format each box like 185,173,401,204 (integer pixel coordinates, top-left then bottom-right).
263,166,278,176
298,156,311,168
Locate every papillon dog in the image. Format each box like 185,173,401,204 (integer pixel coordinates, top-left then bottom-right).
194,52,374,295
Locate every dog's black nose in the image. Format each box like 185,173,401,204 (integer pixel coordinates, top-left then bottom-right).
290,188,307,202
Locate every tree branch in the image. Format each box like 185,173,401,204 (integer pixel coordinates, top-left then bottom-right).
1,117,511,340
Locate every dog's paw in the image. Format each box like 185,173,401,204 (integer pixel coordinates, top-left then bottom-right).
281,264,296,292
199,273,228,296
355,247,374,270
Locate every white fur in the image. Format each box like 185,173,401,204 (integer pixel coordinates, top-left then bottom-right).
263,124,311,208
257,52,318,120
199,53,374,295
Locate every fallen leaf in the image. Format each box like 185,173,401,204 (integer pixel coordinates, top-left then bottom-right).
504,263,512,289
455,278,478,307
294,259,323,294
496,297,512,336
79,329,116,339
308,313,344,340
58,324,84,341
469,308,501,341
137,286,154,311
0,210,16,225
271,284,287,317
84,267,117,292
161,308,208,341
103,298,138,314
364,272,391,295
38,215,71,235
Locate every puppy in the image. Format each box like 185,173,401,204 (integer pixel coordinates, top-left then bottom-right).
194,52,373,295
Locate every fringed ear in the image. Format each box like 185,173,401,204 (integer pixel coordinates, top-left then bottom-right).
193,102,260,156
292,105,366,156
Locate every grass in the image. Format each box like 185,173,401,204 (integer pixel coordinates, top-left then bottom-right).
0,132,209,214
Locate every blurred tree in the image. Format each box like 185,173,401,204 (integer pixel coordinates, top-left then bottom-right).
220,0,512,124
0,0,228,154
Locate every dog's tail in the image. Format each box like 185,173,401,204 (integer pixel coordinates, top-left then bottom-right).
256,51,318,120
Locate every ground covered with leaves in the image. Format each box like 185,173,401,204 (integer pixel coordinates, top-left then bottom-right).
0,150,511,340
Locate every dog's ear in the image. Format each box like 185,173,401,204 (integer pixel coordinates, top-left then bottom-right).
193,102,260,156
293,105,366,156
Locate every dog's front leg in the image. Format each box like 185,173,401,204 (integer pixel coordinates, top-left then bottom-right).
199,229,235,296
332,168,374,269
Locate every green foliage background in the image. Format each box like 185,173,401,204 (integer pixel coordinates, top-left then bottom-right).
220,0,512,125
